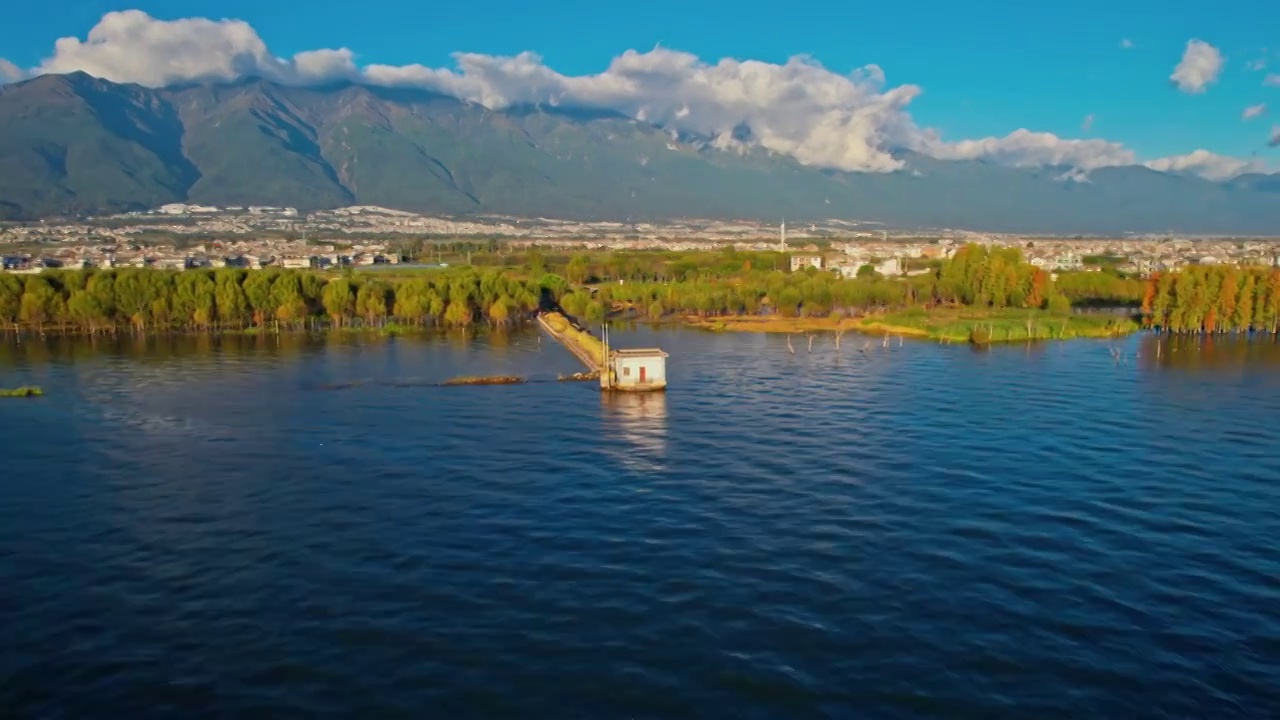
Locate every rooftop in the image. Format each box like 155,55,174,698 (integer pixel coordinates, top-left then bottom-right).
613,348,669,358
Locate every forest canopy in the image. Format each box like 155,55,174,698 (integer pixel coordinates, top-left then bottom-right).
0,244,1195,335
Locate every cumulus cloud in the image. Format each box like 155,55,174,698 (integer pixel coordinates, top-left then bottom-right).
1247,58,1267,71
1170,40,1224,94
37,11,926,171
362,50,930,172
25,10,1271,181
1244,103,1267,120
1266,74,1280,87
0,58,23,84
1144,150,1266,180
38,10,361,86
923,129,1135,170
1119,39,1135,50
1081,114,1095,131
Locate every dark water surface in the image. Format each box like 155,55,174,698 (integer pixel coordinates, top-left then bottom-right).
2,329,1279,719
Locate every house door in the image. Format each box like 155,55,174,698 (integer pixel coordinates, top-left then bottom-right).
639,365,647,383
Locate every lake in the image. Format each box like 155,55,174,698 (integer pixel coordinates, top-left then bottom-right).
2,328,1279,718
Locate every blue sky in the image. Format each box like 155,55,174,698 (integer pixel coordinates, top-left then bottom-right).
2,0,1278,168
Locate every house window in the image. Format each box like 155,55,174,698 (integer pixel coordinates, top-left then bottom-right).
623,367,631,376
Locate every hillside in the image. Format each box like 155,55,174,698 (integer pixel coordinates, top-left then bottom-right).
1,72,1279,234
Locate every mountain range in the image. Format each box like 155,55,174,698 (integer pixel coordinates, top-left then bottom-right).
1,71,1278,234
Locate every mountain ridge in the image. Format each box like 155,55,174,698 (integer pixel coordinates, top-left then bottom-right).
1,72,1279,234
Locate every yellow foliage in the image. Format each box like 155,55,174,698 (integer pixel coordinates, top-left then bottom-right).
542,311,606,361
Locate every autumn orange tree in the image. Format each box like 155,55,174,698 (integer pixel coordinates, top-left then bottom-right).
1142,265,1280,334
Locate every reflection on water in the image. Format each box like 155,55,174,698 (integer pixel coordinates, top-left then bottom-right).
600,391,668,472
1138,333,1280,372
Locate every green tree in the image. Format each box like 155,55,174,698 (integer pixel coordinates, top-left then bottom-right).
19,276,64,329
322,278,355,325
172,271,216,328
243,271,277,326
355,282,391,324
776,287,802,317
67,290,108,331
0,275,22,324
215,270,250,326
488,295,512,325
565,254,591,284
527,249,546,276
443,300,473,326
560,289,589,318
1046,293,1072,316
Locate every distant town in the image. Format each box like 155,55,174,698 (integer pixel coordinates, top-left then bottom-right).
3,203,1280,277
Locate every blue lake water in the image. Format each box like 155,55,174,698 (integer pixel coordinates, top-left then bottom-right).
2,328,1279,718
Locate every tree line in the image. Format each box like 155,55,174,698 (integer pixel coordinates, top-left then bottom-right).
0,243,1164,334
0,268,550,333
1142,265,1280,334
584,244,1112,320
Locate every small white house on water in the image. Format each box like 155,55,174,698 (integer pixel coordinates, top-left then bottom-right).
603,348,668,392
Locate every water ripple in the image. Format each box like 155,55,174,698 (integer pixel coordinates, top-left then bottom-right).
1,329,1279,718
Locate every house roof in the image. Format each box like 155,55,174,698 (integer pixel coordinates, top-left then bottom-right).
614,348,669,358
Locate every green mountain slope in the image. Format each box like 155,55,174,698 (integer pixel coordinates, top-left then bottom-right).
0,72,195,217
166,80,354,208
1,72,1279,233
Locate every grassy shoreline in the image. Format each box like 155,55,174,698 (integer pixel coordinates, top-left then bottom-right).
683,308,1140,343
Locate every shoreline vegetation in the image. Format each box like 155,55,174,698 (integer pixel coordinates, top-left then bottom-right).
0,385,43,397
539,310,606,368
0,243,1275,346
687,308,1139,344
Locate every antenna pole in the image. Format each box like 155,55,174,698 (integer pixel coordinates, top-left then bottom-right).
602,323,610,389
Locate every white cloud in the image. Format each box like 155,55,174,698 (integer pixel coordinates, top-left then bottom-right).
1266,74,1280,87
1120,38,1135,50
38,10,361,87
1247,58,1267,71
1144,150,1266,180
37,11,922,172
1244,103,1267,120
1270,126,1280,148
0,58,23,84
1170,40,1224,94
924,129,1136,170
24,10,1270,181
362,51,925,172
1081,113,1095,131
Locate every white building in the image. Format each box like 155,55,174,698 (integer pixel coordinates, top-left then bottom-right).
790,255,824,271
874,258,902,276
155,203,219,215
605,349,668,391
281,255,316,269
1053,253,1083,271
834,257,899,278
